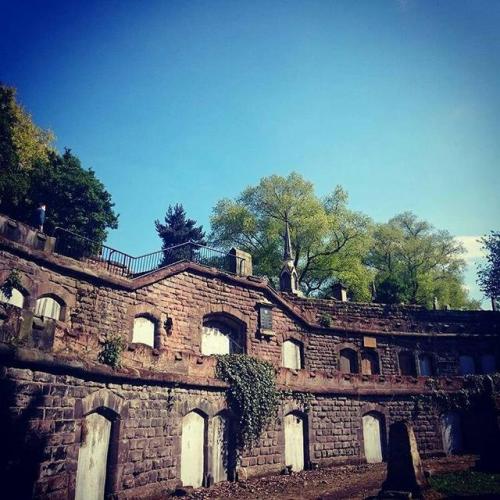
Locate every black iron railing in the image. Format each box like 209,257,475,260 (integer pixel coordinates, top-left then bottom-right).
53,227,243,278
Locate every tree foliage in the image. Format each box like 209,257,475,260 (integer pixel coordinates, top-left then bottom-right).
210,173,373,299
477,231,500,303
367,212,477,309
0,84,118,244
155,203,205,249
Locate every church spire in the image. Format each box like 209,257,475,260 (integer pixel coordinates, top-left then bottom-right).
279,217,299,294
283,219,293,261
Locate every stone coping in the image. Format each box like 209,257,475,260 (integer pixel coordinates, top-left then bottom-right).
0,342,467,396
1,233,499,338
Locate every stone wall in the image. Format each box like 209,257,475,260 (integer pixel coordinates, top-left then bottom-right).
0,363,476,500
1,218,500,499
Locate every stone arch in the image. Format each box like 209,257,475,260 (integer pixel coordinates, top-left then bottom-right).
34,293,66,321
127,303,165,347
73,390,127,500
0,269,34,308
201,311,247,355
181,409,208,488
361,409,387,463
178,397,222,419
283,409,309,472
33,279,74,321
209,410,237,484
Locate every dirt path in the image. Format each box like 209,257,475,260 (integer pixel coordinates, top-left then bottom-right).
180,456,477,500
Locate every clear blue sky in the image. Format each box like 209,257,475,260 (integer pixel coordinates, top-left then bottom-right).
1,0,499,302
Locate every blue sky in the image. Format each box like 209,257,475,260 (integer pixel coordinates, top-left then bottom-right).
1,0,499,304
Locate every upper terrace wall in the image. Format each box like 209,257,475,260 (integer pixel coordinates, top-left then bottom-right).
1,216,499,380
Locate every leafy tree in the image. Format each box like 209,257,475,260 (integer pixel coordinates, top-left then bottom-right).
155,203,206,249
0,84,118,245
477,231,500,308
210,173,373,299
26,149,118,242
367,212,477,309
0,84,54,212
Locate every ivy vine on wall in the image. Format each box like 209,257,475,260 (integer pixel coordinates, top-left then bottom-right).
216,354,280,450
0,269,22,300
216,354,315,451
411,374,500,414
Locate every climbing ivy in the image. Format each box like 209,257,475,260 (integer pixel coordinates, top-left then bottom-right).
411,374,500,414
280,389,314,412
216,354,280,449
98,334,126,369
0,269,22,300
318,313,332,328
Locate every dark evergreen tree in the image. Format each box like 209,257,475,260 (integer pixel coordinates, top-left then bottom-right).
155,204,206,266
155,204,205,248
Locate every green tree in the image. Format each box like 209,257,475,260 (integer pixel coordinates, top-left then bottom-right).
210,173,373,298
0,84,54,212
155,204,206,266
0,84,118,245
477,231,500,309
27,149,118,242
367,212,477,309
155,204,206,249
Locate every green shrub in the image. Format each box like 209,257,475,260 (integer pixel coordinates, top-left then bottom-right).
98,334,126,369
0,269,22,300
318,313,332,327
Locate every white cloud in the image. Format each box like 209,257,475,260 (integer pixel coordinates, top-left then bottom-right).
455,236,486,261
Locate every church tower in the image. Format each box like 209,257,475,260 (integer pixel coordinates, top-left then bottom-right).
279,219,299,294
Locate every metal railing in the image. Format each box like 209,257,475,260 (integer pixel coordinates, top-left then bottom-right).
53,227,244,278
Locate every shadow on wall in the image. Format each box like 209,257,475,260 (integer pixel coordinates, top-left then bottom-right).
0,375,48,499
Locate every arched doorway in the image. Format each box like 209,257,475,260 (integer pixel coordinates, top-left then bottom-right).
181,411,206,487
75,412,113,500
284,412,306,472
442,411,463,455
362,412,384,463
210,413,236,483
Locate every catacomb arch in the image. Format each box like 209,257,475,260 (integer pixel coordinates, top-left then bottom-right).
362,411,385,463
34,294,65,321
201,313,246,356
181,410,208,487
284,410,308,472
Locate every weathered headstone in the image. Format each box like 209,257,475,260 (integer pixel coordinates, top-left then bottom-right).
379,421,428,498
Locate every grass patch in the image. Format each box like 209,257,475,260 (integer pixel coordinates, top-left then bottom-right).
429,470,500,497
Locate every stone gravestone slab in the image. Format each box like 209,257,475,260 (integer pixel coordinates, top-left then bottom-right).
379,421,428,498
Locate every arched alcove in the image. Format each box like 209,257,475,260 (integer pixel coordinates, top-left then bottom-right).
362,411,385,463
201,314,245,355
284,411,307,472
181,410,207,487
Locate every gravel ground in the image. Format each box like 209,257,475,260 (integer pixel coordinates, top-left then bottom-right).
174,455,477,500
